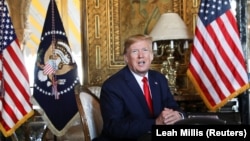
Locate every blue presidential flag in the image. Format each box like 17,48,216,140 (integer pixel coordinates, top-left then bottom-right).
33,0,80,136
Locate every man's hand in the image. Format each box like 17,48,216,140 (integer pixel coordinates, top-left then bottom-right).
155,108,182,125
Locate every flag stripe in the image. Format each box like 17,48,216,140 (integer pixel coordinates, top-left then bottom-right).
207,13,246,93
9,41,31,85
43,61,56,74
189,47,217,106
4,42,31,100
195,22,228,101
187,0,249,111
3,67,29,117
207,18,237,94
194,42,223,104
214,13,247,86
2,98,17,129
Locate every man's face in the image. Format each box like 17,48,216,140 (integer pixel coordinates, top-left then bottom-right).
124,40,154,76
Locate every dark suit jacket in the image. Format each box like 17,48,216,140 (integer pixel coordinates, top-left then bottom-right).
98,65,185,141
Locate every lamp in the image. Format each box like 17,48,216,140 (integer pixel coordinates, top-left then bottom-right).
149,12,193,95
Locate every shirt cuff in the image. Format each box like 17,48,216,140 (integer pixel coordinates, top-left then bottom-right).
178,112,185,119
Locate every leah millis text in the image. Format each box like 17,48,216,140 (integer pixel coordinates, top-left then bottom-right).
156,128,203,136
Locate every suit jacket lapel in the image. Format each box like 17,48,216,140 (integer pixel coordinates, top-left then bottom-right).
148,71,162,115
124,67,152,116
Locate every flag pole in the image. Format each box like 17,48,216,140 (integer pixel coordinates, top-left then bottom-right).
0,0,4,98
51,0,58,99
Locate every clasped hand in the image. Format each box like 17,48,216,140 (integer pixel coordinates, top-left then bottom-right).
155,108,182,125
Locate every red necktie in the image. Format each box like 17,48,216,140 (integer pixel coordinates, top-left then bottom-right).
142,77,153,114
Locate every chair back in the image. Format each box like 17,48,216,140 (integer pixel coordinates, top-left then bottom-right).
88,86,102,98
75,85,103,141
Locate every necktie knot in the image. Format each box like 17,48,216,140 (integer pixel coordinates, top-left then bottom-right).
142,77,148,83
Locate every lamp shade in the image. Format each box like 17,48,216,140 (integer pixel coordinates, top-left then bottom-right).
149,13,193,41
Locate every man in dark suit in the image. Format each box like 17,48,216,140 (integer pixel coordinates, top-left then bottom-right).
97,34,185,141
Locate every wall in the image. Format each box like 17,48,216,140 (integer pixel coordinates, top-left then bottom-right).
82,0,200,100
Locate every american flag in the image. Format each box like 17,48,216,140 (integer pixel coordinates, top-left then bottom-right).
0,1,34,137
187,0,250,111
43,60,56,75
